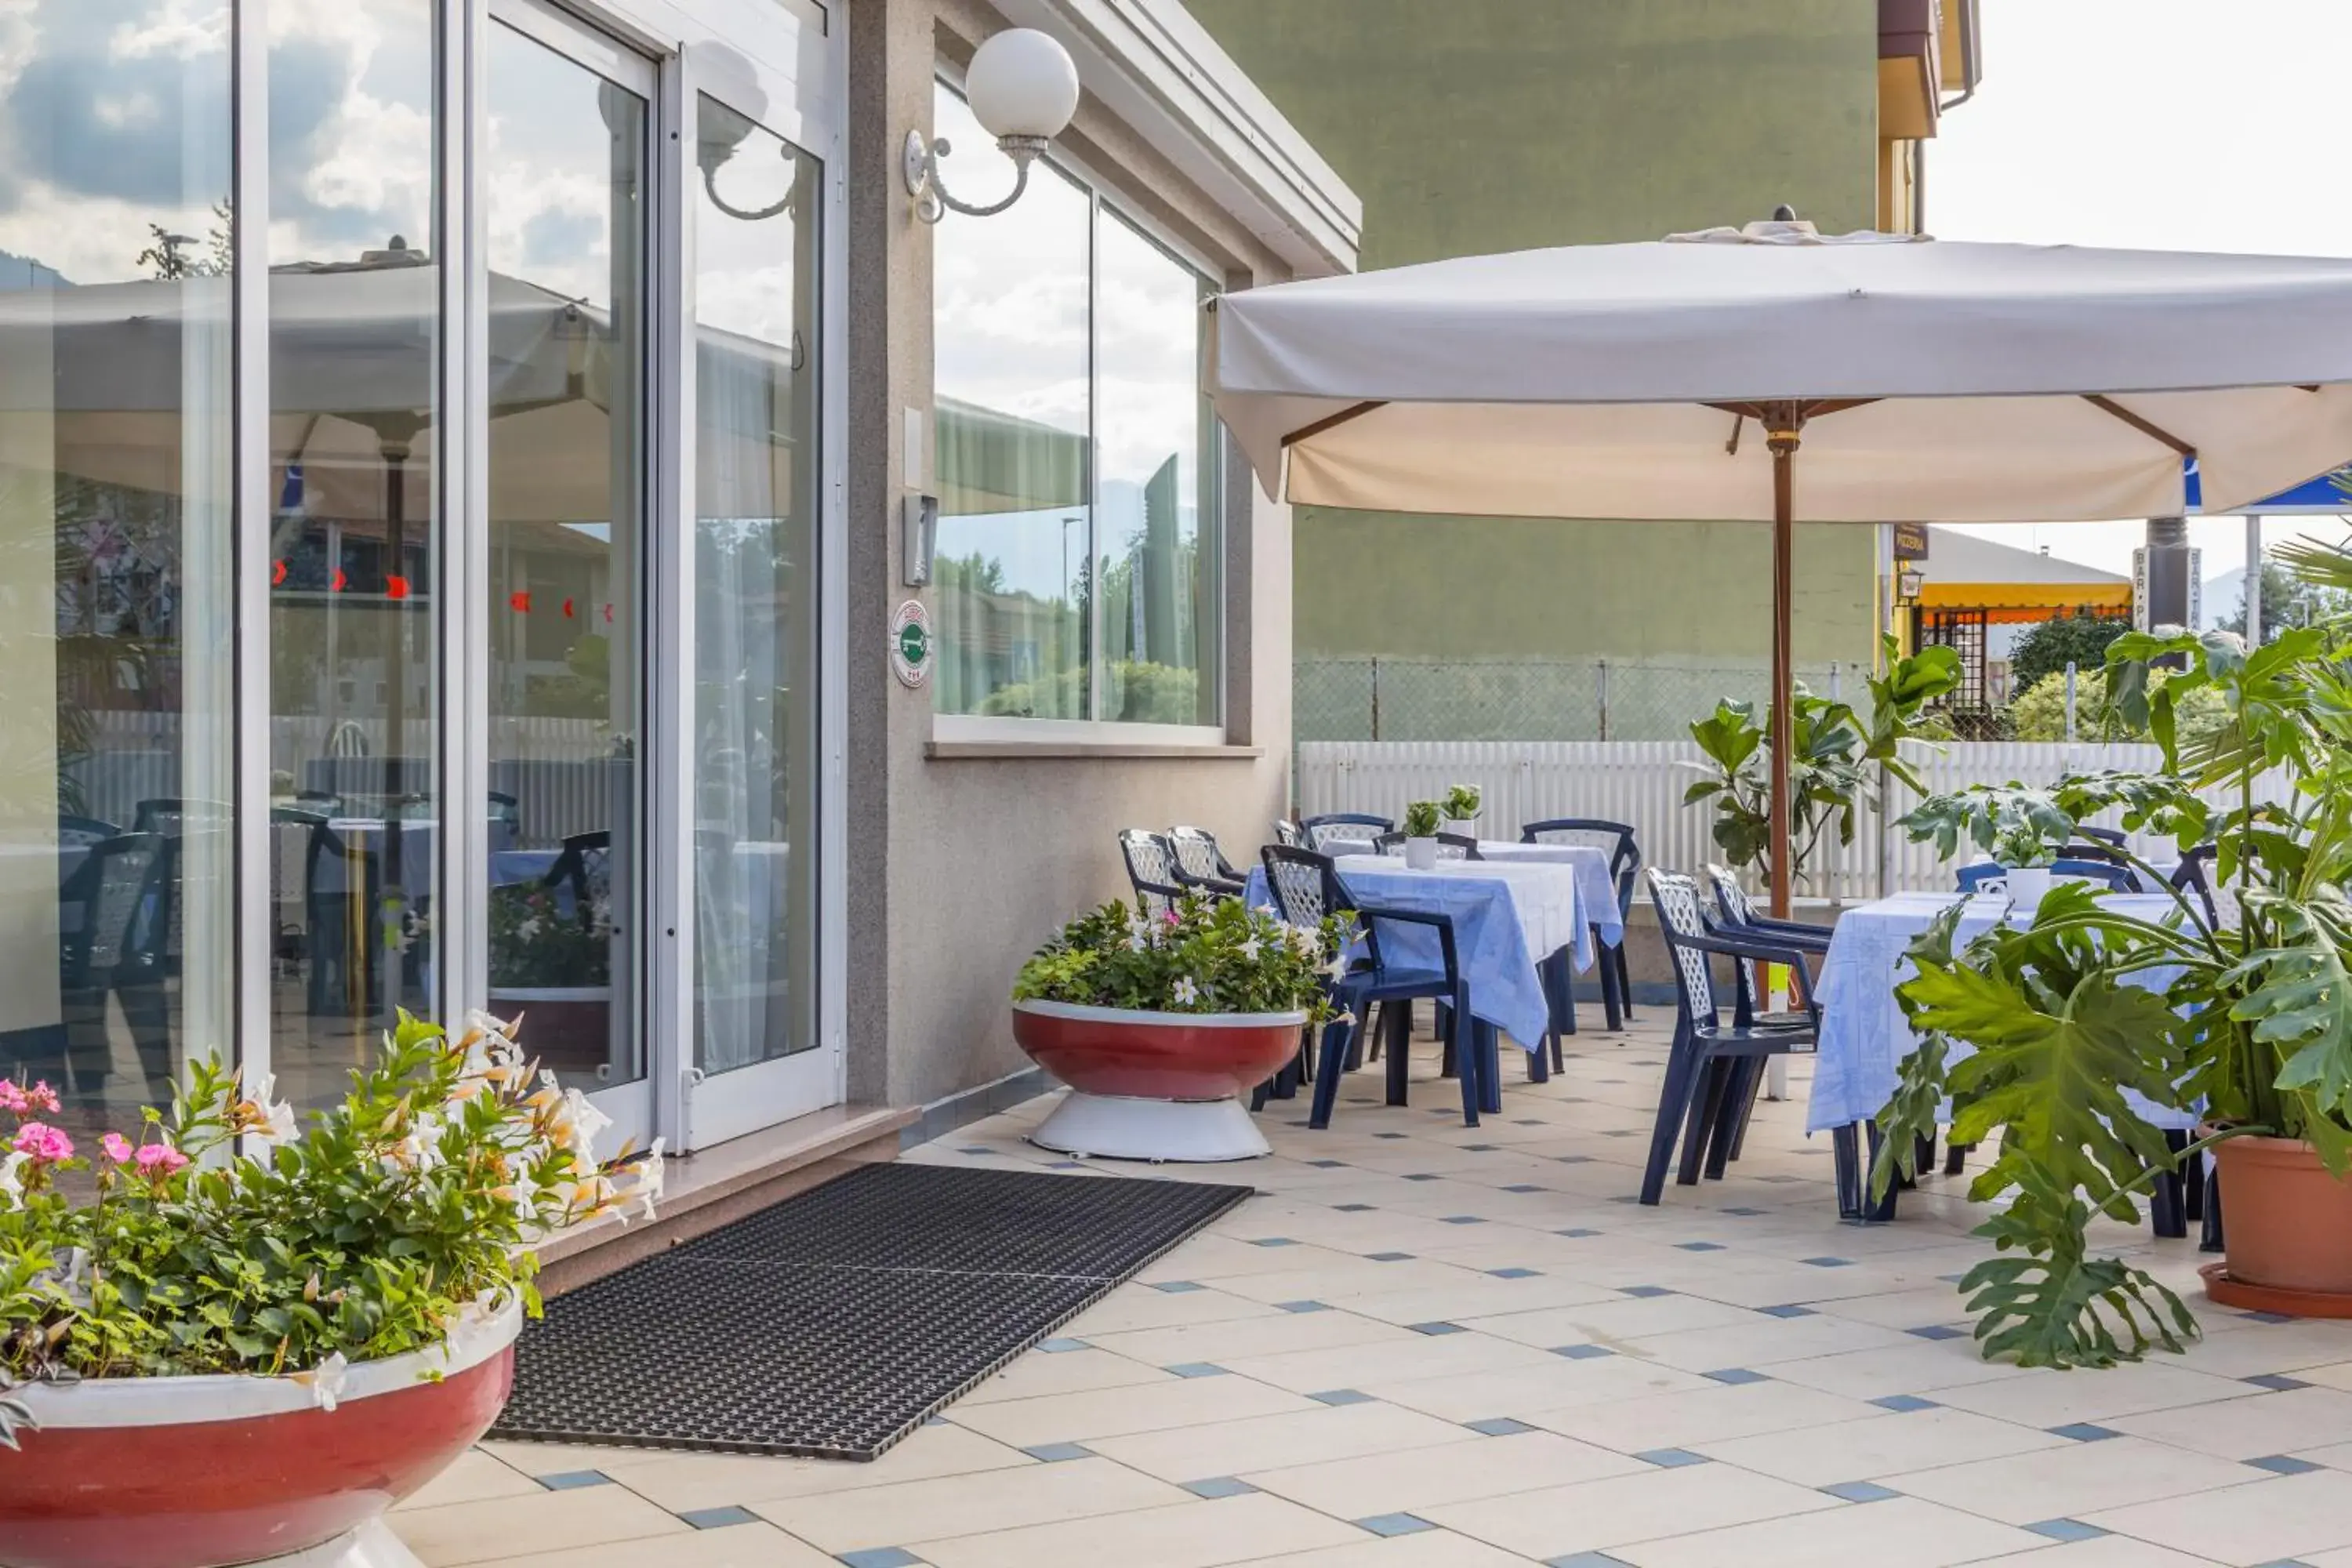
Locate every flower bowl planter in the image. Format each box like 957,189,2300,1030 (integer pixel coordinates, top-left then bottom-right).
0,1297,522,1568
488,985,611,1080
2199,1133,2352,1317
1011,1000,1307,1163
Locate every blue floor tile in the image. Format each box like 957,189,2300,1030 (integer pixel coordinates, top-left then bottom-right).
1181,1476,1258,1498
1554,1343,1615,1360
1554,1155,1595,1165
1632,1447,1711,1468
1441,1215,1488,1225
1820,1481,1900,1503
2023,1519,2110,1543
1402,1173,1442,1181
1165,1362,1229,1378
1722,1207,1767,1216
681,1505,762,1529
1310,1388,1375,1406
1620,1285,1675,1298
1675,1242,1726,1252
1036,1338,1087,1353
1871,1395,1939,1412
2245,1374,2314,1391
2248,1454,2325,1475
1250,1236,1300,1248
1466,1417,1537,1436
1407,1321,1467,1336
1907,1325,1967,1341
1308,1159,1348,1169
1504,1184,1546,1193
1149,1280,1204,1294
1556,1227,1602,1237
837,1551,924,1568
2047,1423,2122,1442
1544,1555,1635,1568
1800,1256,1853,1268
1353,1514,1437,1537
2241,1310,2298,1324
1020,1443,1091,1462
1486,1267,1541,1279
1277,1300,1332,1314
1702,1368,1769,1385
1374,1131,1408,1139
1757,1304,1818,1319
1367,1250,1415,1262
1334,1203,1376,1213
537,1470,612,1490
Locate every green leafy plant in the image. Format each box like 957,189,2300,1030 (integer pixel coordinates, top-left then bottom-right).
1874,602,2352,1367
0,1012,658,1437
1013,896,1348,1020
1401,800,1442,839
1685,637,1961,890
488,885,611,989
1441,784,1481,824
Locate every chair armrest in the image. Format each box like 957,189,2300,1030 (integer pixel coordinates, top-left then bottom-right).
1740,916,1835,949
1351,901,1464,984
1682,931,1821,1014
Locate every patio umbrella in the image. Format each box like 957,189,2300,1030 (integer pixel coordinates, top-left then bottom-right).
1207,216,2352,913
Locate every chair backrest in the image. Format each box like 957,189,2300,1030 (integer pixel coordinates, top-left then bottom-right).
1300,812,1392,853
1258,843,1338,927
549,829,615,920
1273,818,1301,848
1704,864,1760,929
2076,825,2128,846
1370,830,1479,860
2059,839,2126,866
1118,829,1185,919
1523,818,1641,911
82,833,167,972
1956,862,2008,893
1167,826,1236,887
132,797,231,834
1646,868,1718,1025
2050,858,2131,891
2169,843,2220,926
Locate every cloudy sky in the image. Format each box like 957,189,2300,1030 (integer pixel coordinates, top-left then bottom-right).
1933,0,2352,581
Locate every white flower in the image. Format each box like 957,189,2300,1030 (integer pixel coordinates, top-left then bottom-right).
515,916,543,942
1126,916,1152,953
1171,976,1200,1007
297,1351,350,1412
1239,937,1262,962
633,1138,666,1221
238,1073,299,1147
0,1152,24,1210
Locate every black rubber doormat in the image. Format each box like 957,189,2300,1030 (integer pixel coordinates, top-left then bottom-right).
491,1162,1250,1460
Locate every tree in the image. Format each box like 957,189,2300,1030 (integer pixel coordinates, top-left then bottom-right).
2217,558,2351,643
2009,612,2130,695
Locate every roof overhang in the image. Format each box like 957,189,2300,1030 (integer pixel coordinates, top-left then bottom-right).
984,0,1363,278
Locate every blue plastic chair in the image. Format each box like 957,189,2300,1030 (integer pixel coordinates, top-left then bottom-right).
1523,818,1641,1031
1260,844,1482,1128
1299,812,1393,854
1955,862,2008,892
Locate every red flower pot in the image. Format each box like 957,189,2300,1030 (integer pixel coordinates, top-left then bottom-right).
1011,1000,1306,1162
0,1297,522,1568
2201,1133,2352,1318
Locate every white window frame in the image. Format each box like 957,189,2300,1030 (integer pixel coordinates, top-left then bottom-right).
928,72,1229,749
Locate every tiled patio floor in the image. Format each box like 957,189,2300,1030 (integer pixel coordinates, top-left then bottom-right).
395,1018,2352,1567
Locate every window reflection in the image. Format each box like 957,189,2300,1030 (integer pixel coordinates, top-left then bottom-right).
0,0,235,1142
691,97,821,1078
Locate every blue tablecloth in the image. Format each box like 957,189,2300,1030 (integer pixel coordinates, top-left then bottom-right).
1809,890,2196,1134
1243,862,1565,1050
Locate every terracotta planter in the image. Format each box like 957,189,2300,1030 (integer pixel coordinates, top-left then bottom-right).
488,985,611,1080
0,1297,522,1568
1011,1000,1306,1163
2201,1133,2352,1316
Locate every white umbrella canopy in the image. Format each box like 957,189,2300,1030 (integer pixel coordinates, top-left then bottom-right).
1208,220,2352,910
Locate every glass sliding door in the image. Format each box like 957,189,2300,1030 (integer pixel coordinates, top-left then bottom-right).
0,0,236,1141
681,74,829,1147
265,0,442,1109
481,7,652,1099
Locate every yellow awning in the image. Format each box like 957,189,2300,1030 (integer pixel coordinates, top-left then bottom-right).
1917,581,2132,624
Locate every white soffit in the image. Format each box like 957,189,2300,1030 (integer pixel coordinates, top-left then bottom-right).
987,0,1363,278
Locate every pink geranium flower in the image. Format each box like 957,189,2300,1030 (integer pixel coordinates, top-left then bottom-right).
25,1082,60,1114
0,1082,24,1114
100,1132,134,1163
13,1123,74,1163
134,1142,189,1178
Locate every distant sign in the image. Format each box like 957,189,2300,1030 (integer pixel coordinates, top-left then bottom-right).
2187,457,2352,516
890,600,933,688
1892,523,1930,561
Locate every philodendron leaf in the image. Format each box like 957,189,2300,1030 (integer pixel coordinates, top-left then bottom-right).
1963,1173,2195,1369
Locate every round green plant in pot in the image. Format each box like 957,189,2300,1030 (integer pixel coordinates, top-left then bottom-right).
1400,800,1443,869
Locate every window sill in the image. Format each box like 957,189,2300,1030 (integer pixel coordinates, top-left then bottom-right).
924,740,1265,761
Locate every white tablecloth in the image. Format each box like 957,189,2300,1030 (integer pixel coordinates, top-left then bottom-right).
1809,889,2194,1134
1335,842,1624,949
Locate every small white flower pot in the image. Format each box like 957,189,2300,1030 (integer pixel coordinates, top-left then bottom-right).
1443,818,1478,847
2005,866,2053,909
1403,837,1439,870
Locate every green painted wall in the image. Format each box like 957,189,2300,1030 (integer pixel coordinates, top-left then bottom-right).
1188,0,1887,738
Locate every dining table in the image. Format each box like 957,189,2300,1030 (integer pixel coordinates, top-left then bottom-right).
1808,887,2198,1139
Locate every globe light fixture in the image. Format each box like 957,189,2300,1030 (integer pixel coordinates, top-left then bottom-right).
903,27,1081,223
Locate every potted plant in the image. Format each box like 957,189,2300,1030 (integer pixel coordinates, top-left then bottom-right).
0,1011,659,1567
1400,800,1443,869
1440,783,1483,843
486,884,612,1079
1899,780,2095,907
1011,896,1348,1162
1872,610,2352,1364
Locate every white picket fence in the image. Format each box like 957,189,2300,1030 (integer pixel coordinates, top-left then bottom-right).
1296,740,2276,901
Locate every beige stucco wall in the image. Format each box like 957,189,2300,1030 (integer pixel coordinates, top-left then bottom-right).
845,0,1308,1109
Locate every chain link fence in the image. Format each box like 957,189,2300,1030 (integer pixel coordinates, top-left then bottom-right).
1296,657,1864,743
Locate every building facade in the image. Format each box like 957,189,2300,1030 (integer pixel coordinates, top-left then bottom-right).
0,0,1356,1165
1189,0,1983,742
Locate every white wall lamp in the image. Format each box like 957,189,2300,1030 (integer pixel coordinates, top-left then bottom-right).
904,27,1081,223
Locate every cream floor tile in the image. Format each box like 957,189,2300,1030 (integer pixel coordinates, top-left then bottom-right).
1229,1527,1537,1568
1060,1283,1287,1336
912,1492,1366,1568
1214,1258,1494,1307
1459,1290,1763,1347
391,1449,541,1512
477,1439,652,1478
1327,1273,1632,1327
1809,1284,1981,1330
1242,1428,1646,1517
2172,1320,2352,1379
1087,1398,1479,1481
459,1521,835,1568
1362,1354,1718,1422
390,1484,688,1567
1693,1407,2069,1486
750,1455,1187,1552
1887,1434,2263,1525
1762,1340,2052,1400
2084,1470,2352,1564
946,1372,1321,1446
1143,1236,1385,1283
1933,1361,2269,1429
2108,1386,2352,1459
1613,1494,2046,1568
593,1422,1033,1512
1080,1305,1423,1367
1527,1379,1892,1454
1216,1330,1560,1394
1654,1261,1919,1309
1421,1460,1841,1560
1617,1311,1917,1372
1961,1541,2226,1568
957,1345,1176,1405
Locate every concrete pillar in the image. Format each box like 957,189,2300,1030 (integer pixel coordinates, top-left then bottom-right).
2143,516,2192,632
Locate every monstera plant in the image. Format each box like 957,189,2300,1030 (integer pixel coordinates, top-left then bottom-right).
1873,613,2352,1366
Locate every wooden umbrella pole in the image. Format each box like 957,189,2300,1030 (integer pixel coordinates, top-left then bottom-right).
1766,414,1802,920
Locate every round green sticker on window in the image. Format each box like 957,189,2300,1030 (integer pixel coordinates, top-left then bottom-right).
891,599,933,688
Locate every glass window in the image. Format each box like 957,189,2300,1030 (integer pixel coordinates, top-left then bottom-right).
928,82,1221,728
930,87,1091,720
481,22,651,1091
0,0,235,1140
264,0,441,1109
1098,213,1218,724
689,96,822,1077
